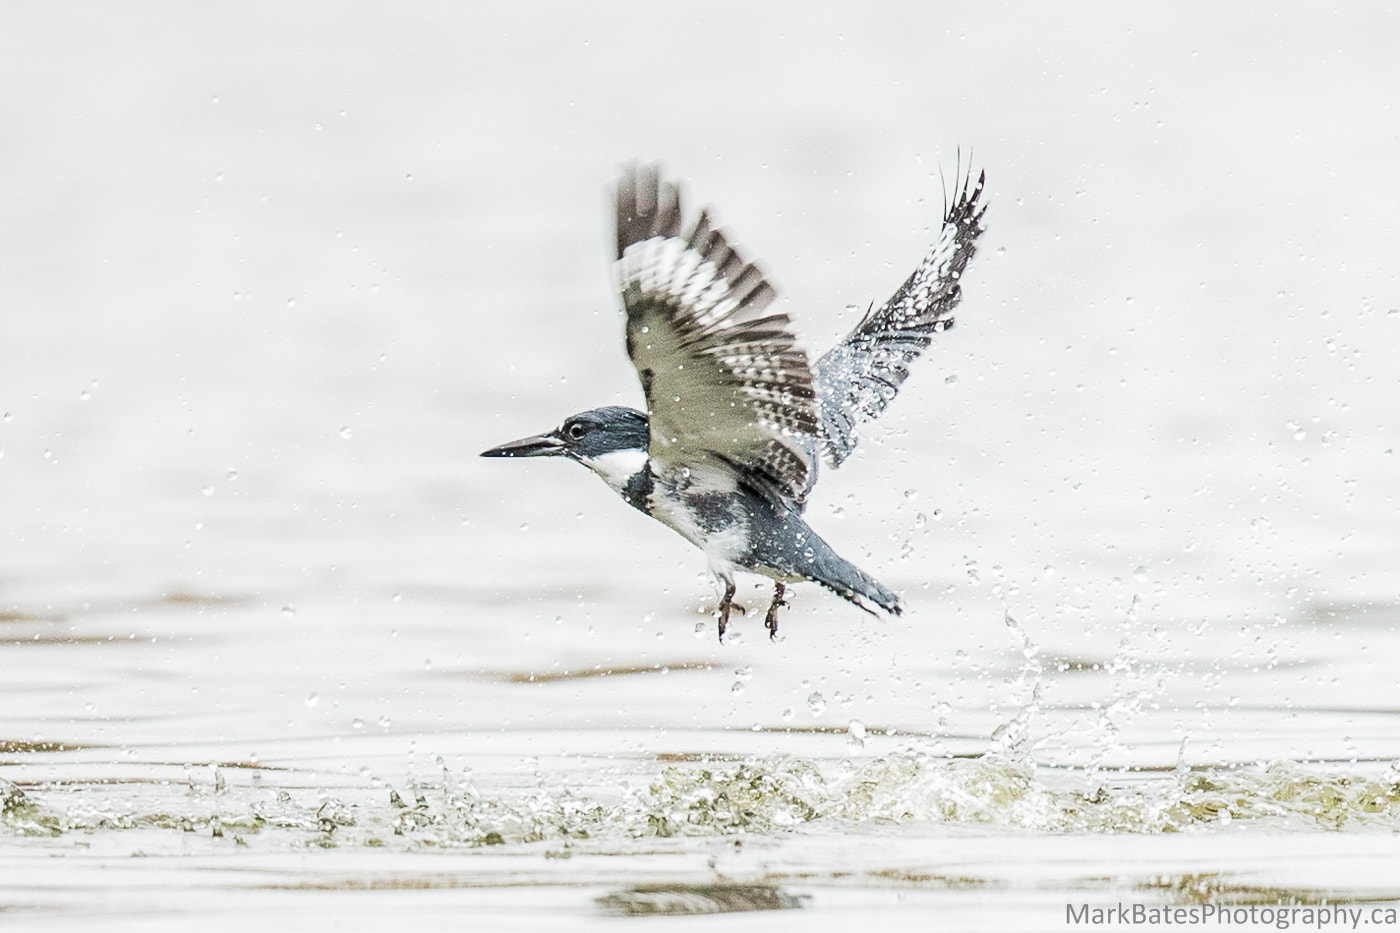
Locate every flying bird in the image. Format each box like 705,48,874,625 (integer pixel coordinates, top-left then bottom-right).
483,163,987,640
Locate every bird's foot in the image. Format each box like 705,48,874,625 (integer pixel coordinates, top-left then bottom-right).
764,582,788,641
716,580,737,644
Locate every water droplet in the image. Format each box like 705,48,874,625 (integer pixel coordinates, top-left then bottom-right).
904,489,918,501
944,374,958,385
226,469,238,481
730,682,746,695
807,691,827,715
305,693,320,708
519,522,530,532
352,718,365,729
201,485,214,497
339,426,352,439
281,605,296,618
846,720,867,752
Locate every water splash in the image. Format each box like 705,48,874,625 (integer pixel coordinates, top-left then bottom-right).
7,757,1400,850
990,612,1042,767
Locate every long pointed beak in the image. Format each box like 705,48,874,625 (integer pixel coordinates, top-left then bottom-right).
480,430,567,458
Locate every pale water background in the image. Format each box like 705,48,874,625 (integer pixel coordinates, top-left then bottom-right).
3,3,1400,930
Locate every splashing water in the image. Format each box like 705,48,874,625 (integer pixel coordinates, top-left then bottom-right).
8,756,1400,852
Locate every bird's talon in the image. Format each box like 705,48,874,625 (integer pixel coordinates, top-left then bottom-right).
763,583,788,641
716,580,736,645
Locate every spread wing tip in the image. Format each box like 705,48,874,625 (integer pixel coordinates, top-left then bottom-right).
943,161,988,232
814,157,988,468
616,162,682,259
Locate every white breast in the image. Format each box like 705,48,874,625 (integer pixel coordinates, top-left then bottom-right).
581,448,650,494
645,461,750,578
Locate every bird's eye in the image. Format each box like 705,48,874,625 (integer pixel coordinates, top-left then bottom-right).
567,423,587,440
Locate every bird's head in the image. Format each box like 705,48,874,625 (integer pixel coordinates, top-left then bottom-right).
481,406,650,490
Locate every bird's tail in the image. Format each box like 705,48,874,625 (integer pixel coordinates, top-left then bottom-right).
755,497,904,616
806,544,903,617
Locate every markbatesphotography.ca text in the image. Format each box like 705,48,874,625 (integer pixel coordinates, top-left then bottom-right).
1067,903,1400,929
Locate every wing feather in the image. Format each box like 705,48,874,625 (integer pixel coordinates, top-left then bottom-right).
616,164,818,507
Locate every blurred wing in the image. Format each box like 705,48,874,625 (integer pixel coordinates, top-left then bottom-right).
814,165,987,467
615,164,818,507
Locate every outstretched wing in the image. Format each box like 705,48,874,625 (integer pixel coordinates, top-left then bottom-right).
615,164,818,507
814,166,987,467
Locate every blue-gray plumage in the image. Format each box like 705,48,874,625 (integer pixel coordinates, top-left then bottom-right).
482,163,987,640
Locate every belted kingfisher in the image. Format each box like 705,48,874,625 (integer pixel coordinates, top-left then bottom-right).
483,163,986,640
